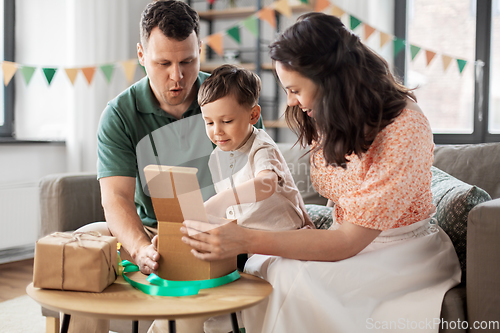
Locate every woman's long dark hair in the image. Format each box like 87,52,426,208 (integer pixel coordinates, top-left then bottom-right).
269,12,416,167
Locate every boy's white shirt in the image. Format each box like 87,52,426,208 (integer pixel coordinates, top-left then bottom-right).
208,127,307,231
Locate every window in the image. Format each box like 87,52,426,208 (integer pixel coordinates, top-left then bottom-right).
402,0,499,143
490,0,500,134
1,0,14,137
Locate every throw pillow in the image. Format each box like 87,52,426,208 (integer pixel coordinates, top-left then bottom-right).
430,166,491,282
306,204,334,230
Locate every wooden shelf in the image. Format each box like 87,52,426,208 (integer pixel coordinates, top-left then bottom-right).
264,120,288,129
198,7,257,20
200,62,257,72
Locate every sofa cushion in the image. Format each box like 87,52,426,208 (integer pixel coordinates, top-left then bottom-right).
433,143,500,199
430,166,491,281
277,143,328,206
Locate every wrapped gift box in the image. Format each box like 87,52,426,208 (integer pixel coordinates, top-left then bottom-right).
33,231,117,292
144,165,237,281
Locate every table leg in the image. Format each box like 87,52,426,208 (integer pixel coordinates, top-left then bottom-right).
169,320,176,333
132,320,139,333
60,314,71,333
230,312,240,333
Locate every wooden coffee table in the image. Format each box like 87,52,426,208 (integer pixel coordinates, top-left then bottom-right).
27,271,272,333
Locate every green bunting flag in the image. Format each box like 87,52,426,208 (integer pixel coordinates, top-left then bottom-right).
410,44,421,60
300,0,308,4
20,66,36,85
227,26,241,44
393,38,406,57
456,59,467,74
100,64,115,83
242,16,259,38
42,68,57,85
350,15,362,30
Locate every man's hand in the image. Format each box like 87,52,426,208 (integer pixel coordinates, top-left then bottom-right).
133,235,159,275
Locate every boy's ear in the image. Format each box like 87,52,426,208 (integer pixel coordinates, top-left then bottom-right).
250,105,261,125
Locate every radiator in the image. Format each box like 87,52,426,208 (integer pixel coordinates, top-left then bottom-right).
0,183,39,263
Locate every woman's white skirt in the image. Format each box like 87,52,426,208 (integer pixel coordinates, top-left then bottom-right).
242,219,461,333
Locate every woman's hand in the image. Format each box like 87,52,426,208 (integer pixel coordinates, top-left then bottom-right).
181,217,251,261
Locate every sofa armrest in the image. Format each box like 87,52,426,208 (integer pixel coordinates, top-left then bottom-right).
466,198,500,330
39,173,105,237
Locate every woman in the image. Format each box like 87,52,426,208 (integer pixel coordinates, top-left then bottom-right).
182,12,460,333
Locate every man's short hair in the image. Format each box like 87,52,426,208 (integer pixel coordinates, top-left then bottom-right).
140,0,199,46
198,64,261,108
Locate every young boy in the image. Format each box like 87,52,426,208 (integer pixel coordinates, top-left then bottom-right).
199,64,312,232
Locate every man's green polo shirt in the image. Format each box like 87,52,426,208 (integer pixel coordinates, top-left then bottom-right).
97,72,263,227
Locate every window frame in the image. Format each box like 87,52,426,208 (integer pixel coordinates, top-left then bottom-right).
395,0,499,144
1,0,15,138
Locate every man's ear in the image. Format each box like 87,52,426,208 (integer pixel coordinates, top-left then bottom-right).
137,43,145,67
250,105,261,125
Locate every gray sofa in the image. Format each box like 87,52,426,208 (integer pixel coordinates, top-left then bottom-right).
38,142,500,333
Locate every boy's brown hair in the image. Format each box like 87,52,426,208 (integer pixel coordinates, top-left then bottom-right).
198,64,261,108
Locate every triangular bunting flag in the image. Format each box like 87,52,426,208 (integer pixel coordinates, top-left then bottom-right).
242,16,259,38
379,32,392,48
2,61,18,86
65,68,79,85
207,0,215,4
315,0,330,12
393,38,405,57
257,7,276,29
273,0,292,18
81,67,96,85
456,59,467,74
425,50,436,66
331,5,345,17
227,26,241,44
100,64,115,83
206,33,224,56
20,66,36,85
410,45,421,60
42,68,57,85
121,59,138,83
300,0,308,4
350,16,362,30
442,55,453,71
363,24,376,41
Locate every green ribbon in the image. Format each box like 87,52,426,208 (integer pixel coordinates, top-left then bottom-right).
120,260,240,297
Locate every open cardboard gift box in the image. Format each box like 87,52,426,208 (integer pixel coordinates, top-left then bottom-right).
144,165,237,281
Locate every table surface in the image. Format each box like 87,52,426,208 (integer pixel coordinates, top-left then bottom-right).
26,272,272,321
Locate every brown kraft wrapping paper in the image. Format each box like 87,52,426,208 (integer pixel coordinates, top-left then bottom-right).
33,231,117,292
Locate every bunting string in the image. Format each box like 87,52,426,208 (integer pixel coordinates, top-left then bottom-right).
1,0,474,87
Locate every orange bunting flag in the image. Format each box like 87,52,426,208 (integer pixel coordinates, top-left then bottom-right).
206,33,224,57
2,61,18,86
315,0,330,12
330,5,345,17
442,55,453,71
425,50,437,66
364,24,376,41
273,0,292,17
65,68,79,85
81,67,96,85
121,59,138,84
200,41,207,63
379,32,392,48
257,7,276,29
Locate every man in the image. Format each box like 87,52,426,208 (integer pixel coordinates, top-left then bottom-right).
75,1,261,332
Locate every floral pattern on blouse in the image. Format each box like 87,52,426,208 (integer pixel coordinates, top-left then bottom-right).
310,109,435,231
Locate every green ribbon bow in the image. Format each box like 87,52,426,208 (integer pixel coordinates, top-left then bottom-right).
120,260,240,297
